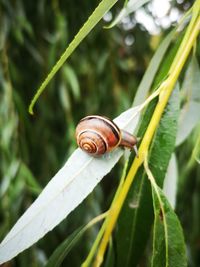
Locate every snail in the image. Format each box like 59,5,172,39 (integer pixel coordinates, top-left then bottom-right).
75,115,138,156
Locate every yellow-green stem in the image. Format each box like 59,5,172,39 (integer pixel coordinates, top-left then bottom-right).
94,5,200,266
82,160,129,267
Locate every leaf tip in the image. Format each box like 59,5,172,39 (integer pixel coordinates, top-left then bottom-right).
28,105,34,115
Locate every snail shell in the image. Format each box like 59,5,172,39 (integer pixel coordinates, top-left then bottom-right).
75,115,137,156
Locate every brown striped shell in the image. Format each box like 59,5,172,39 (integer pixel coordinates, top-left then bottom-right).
75,116,121,155
75,115,138,156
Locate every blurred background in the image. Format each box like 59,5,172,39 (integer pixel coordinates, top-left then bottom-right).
0,0,199,266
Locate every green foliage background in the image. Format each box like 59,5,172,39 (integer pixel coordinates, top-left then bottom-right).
0,0,199,266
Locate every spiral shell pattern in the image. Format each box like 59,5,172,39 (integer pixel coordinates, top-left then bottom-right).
75,115,121,155
77,131,106,154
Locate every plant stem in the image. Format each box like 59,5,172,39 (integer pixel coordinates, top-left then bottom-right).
94,3,200,266
81,160,129,267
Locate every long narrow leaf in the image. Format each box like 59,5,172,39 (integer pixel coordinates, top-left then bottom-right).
29,0,119,114
0,106,140,264
151,186,187,267
163,153,178,209
46,212,107,267
133,30,175,106
176,57,200,146
46,226,84,267
144,156,186,267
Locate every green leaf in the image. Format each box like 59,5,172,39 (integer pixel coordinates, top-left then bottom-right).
62,65,80,100
45,226,84,267
46,211,108,267
176,101,200,146
19,162,42,195
163,153,178,209
176,57,200,146
28,0,119,114
105,0,150,29
133,29,175,106
151,186,187,267
114,86,180,267
0,160,20,197
181,56,200,102
59,82,71,111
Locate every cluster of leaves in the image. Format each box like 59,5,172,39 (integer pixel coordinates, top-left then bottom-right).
0,0,200,266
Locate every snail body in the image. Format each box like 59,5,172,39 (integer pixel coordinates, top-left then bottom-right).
75,115,137,156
